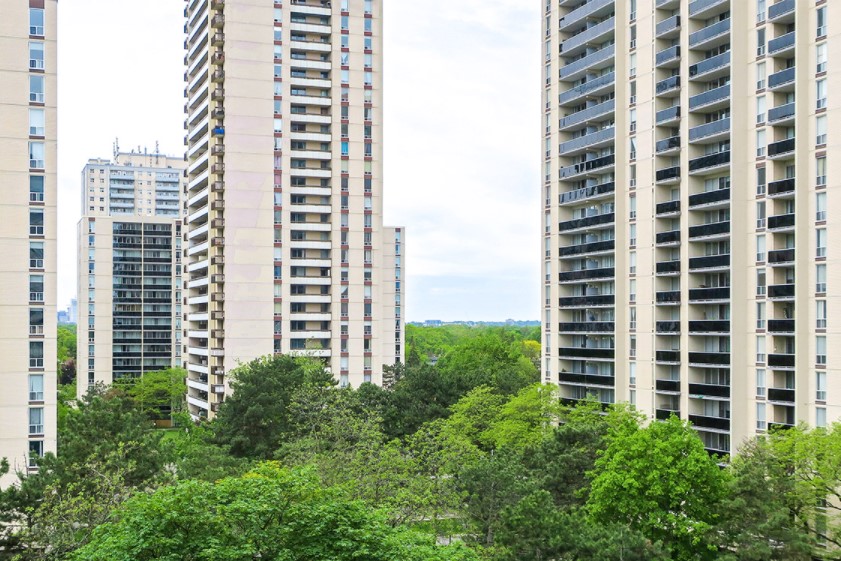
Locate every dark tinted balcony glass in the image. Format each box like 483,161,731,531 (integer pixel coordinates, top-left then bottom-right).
768,387,796,402
559,154,616,178
656,166,681,182
768,178,795,196
559,239,615,257
558,267,615,282
558,212,615,232
768,353,796,367
656,321,681,333
656,260,681,274
559,182,615,204
768,138,795,157
689,414,730,430
689,320,730,333
656,290,681,303
688,383,730,398
656,200,681,214
689,286,730,301
558,322,615,333
768,319,795,333
768,284,795,298
656,136,681,153
688,351,730,366
688,221,730,238
689,188,730,207
768,248,795,264
558,294,615,307
656,230,681,244
689,151,730,172
558,347,615,359
768,213,795,229
689,254,729,270
656,379,681,391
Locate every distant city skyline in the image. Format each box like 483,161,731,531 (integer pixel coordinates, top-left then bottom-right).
55,0,540,322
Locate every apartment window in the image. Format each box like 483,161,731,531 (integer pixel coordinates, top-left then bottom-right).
816,192,827,222
29,408,44,435
817,264,827,293
29,75,44,103
29,108,45,136
29,208,44,236
817,6,827,38
817,371,827,402
817,300,827,329
629,137,637,160
30,176,44,202
816,336,827,365
629,224,636,247
757,269,766,296
29,142,44,169
757,28,766,56
629,362,636,386
756,402,766,431
756,201,766,229
629,53,637,78
29,374,44,401
629,0,636,20
629,252,636,275
817,43,827,74
29,241,44,269
629,307,637,330
756,336,766,364
756,129,766,157
29,41,44,70
756,61,766,90
29,8,44,36
817,79,827,110
756,234,766,262
816,408,827,428
629,279,636,303
817,156,827,187
756,302,766,330
817,228,827,258
629,195,637,219
816,115,827,146
756,0,766,22
756,95,766,124
29,341,43,368
756,369,766,398
630,164,636,187
629,336,636,358
629,108,637,133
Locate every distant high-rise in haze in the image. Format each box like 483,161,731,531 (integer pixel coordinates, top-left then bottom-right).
543,0,839,454
183,0,404,419
0,0,57,487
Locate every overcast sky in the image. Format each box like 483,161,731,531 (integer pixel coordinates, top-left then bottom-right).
56,0,540,322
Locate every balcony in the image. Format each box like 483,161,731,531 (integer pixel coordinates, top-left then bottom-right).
689,188,729,208
656,75,681,96
561,17,616,56
767,213,795,231
558,322,615,333
656,379,681,392
656,351,681,365
656,136,681,154
688,352,730,366
559,154,615,179
559,372,616,387
558,294,615,308
689,254,729,271
559,182,615,205
689,51,731,80
657,0,680,7
656,230,681,245
688,0,729,18
768,32,795,56
768,178,795,197
558,347,615,360
656,200,681,216
768,138,795,158
768,284,795,299
656,260,681,275
688,84,730,111
768,0,795,21
768,67,795,90
689,151,730,174
768,387,796,403
689,286,730,302
689,18,730,49
559,240,615,257
559,0,614,32
656,409,681,420
688,220,729,239
656,321,681,334
558,212,615,232
688,383,730,398
768,248,795,265
559,72,616,106
768,319,795,333
655,45,681,68
559,45,616,81
559,127,615,155
689,118,730,143
768,102,795,125
655,166,681,184
689,320,730,334
559,99,616,130
656,106,681,126
768,354,795,368
558,267,615,283
656,15,681,38
689,415,730,431
656,291,682,304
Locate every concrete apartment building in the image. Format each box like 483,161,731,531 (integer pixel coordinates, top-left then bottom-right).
0,0,57,486
182,0,404,418
76,150,186,397
544,0,839,454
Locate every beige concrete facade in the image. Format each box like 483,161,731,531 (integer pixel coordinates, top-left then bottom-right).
0,0,58,487
183,0,403,418
545,0,840,454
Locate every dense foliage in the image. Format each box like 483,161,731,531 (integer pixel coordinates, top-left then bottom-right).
2,325,841,560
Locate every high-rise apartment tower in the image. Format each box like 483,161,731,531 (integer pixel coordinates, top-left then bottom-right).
544,0,839,454
183,0,404,418
0,0,57,486
76,150,186,398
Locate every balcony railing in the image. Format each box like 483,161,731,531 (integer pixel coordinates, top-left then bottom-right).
656,15,681,37
689,151,730,173
768,31,795,55
768,0,795,20
688,352,730,366
688,18,730,48
768,284,795,299
689,188,729,207
688,383,730,398
656,321,681,333
689,84,730,110
559,72,616,105
656,290,681,304
768,387,796,403
656,200,681,215
656,260,681,274
558,347,615,360
689,118,730,142
768,248,795,264
558,212,615,232
559,99,616,129
558,294,615,307
656,136,681,153
655,45,681,67
689,414,730,431
656,106,681,124
689,286,730,301
656,166,681,182
768,178,795,196
559,372,616,386
656,230,681,245
768,353,795,368
559,240,615,257
656,409,681,420
559,127,615,154
768,213,795,230
768,138,795,158
768,67,795,89
689,254,729,270
561,17,616,54
688,0,729,17
656,75,681,95
559,154,616,179
689,51,730,78
768,319,795,333
688,220,730,239
768,102,795,123
558,267,615,282
656,379,681,391
559,0,614,31
689,320,730,333
559,45,616,80
558,322,615,333
559,182,615,205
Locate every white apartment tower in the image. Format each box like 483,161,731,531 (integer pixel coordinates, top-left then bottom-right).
0,0,57,486
76,150,186,398
183,0,404,418
544,0,840,454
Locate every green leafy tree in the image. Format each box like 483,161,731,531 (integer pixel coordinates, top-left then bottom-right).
437,333,538,396
124,367,186,422
587,416,727,560
212,354,334,459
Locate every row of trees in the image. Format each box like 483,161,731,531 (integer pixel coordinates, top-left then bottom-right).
2,325,840,560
